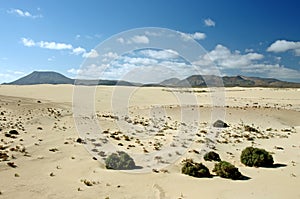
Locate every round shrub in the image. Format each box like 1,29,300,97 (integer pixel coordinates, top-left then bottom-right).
213,161,242,180
181,159,211,178
204,151,221,162
240,147,273,167
105,151,136,170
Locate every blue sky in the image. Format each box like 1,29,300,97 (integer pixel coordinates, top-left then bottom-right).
0,0,300,83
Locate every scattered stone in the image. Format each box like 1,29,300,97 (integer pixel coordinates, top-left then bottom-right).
7,162,17,168
244,125,260,133
274,146,284,150
49,148,59,152
0,152,9,161
9,130,19,135
83,180,93,186
213,120,229,128
76,138,84,144
4,133,11,138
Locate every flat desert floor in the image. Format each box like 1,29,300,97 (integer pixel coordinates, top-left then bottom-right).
0,85,299,199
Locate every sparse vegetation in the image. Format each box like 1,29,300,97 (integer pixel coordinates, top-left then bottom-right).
181,159,211,178
105,151,136,170
213,161,242,180
240,147,273,167
204,151,221,162
244,125,260,133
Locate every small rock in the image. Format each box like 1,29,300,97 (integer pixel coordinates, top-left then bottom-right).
274,146,284,150
213,120,229,128
76,138,84,144
7,162,17,168
9,130,19,135
83,180,93,186
49,148,59,152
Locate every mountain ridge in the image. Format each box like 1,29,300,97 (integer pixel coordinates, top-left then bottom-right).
3,71,300,88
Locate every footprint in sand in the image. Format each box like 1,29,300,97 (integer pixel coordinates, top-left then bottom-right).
149,184,169,199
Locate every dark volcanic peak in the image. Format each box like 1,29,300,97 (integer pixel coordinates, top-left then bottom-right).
5,71,74,85
4,71,137,86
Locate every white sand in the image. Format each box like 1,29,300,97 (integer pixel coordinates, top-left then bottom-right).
0,85,299,198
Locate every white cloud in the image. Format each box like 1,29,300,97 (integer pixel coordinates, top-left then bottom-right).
180,32,206,41
72,47,86,55
38,41,73,50
21,38,35,47
116,35,150,44
103,52,118,59
122,57,158,65
0,70,26,83
21,38,73,50
67,45,300,83
194,44,264,69
101,52,118,62
140,49,179,59
68,63,108,78
116,37,125,44
242,63,300,81
83,49,99,58
267,40,300,56
21,37,99,58
67,68,81,75
204,18,216,27
130,35,150,44
245,48,254,53
192,44,300,81
8,8,42,18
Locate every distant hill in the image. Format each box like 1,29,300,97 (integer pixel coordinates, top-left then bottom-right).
3,71,300,87
160,75,300,88
3,71,137,86
4,71,74,85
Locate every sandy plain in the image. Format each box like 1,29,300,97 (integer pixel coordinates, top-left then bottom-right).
0,85,299,199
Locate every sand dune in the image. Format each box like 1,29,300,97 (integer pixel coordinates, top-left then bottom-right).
0,85,299,198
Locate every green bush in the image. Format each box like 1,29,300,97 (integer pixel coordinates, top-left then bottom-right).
213,161,242,180
105,151,136,170
204,151,221,162
181,159,211,178
240,147,273,167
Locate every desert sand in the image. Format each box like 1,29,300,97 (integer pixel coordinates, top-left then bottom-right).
0,85,299,199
